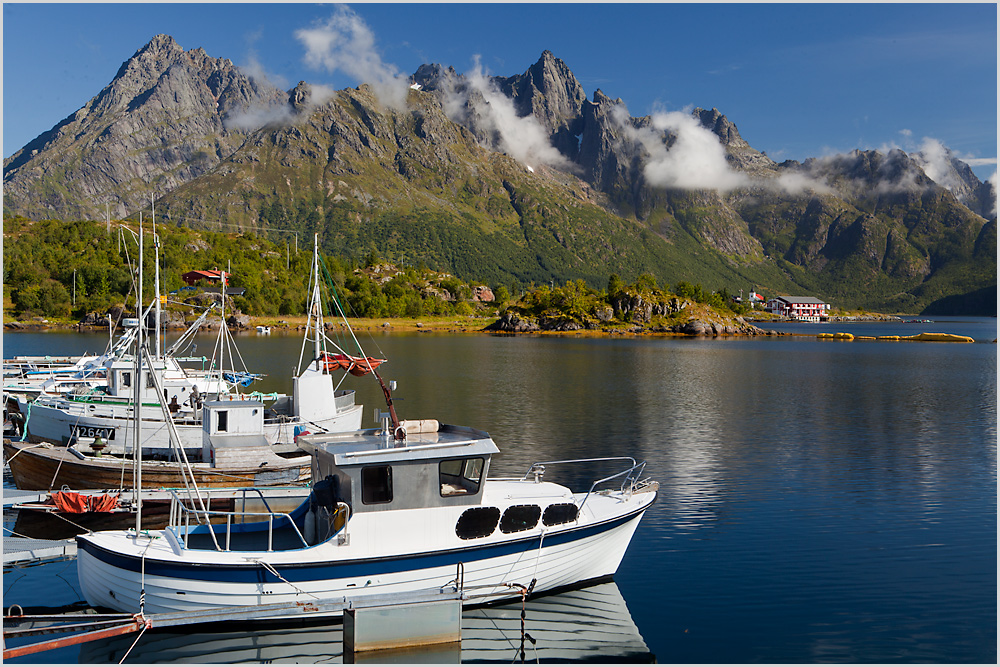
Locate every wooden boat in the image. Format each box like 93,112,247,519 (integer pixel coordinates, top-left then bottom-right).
3,436,307,491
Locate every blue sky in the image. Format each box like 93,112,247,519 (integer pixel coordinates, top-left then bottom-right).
3,2,997,180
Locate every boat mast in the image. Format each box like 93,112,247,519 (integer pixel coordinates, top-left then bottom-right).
134,213,144,530
152,195,161,359
313,234,323,368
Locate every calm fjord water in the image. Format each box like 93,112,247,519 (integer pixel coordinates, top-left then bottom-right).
4,320,996,663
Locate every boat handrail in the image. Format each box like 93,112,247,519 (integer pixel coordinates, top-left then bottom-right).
519,457,648,512
168,488,309,552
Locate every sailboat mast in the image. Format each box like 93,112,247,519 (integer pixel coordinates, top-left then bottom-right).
152,195,161,358
313,234,323,366
134,214,144,530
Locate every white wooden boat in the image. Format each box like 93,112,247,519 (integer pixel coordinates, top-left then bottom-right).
76,420,657,618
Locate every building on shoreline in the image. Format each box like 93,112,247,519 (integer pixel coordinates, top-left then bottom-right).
766,296,830,322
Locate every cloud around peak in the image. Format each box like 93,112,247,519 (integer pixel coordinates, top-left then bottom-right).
295,6,411,111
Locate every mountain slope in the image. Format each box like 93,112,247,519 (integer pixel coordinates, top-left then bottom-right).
3,36,995,314
3,35,285,220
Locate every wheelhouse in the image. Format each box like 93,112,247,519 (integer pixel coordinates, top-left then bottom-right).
297,421,499,514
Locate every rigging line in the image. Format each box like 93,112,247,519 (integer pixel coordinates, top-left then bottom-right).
148,213,304,236
318,255,387,363
47,508,96,535
141,347,212,523
319,254,386,360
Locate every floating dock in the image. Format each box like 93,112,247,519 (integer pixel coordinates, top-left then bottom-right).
3,536,77,566
3,589,465,660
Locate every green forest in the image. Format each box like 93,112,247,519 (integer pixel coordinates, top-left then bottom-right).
3,217,751,325
2,217,501,322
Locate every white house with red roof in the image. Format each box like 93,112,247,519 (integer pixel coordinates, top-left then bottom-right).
766,296,831,321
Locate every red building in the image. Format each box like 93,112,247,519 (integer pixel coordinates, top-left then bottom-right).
766,296,830,321
181,270,225,286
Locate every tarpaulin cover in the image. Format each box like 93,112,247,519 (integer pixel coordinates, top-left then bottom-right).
51,491,120,513
321,353,386,377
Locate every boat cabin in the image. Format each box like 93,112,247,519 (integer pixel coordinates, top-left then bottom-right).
297,421,500,515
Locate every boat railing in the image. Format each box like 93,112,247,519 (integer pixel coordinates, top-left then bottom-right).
167,487,309,552
518,457,649,512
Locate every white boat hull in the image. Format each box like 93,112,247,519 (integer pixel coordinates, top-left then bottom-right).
25,397,363,454
77,486,654,619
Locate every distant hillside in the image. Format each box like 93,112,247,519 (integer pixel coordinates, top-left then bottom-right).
4,36,995,315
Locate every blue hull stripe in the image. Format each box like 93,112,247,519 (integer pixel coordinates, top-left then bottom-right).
77,503,650,584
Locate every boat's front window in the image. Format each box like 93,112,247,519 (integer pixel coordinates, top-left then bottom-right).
543,503,579,526
439,457,485,497
361,465,393,504
500,504,541,534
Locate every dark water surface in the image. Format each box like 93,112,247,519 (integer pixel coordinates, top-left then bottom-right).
3,320,996,663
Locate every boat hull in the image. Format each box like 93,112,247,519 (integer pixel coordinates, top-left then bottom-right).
3,439,309,490
76,491,654,619
24,398,363,454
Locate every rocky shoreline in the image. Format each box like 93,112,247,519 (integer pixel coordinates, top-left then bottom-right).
2,309,904,338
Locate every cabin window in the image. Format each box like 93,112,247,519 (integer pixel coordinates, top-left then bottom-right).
361,466,393,504
121,372,132,387
217,411,228,432
500,504,541,534
456,507,500,540
439,457,485,497
542,503,579,526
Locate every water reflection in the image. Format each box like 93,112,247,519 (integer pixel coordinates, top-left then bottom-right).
75,582,653,664
4,329,996,663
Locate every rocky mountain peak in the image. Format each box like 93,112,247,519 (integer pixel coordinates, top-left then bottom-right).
3,33,284,221
694,108,748,149
498,51,587,126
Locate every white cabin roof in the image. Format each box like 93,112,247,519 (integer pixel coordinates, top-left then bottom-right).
298,423,499,467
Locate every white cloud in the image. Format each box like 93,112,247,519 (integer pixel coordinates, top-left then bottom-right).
773,171,834,196
225,104,296,131
295,6,411,111
442,57,572,170
611,105,748,192
989,172,998,217
913,137,962,191
240,51,288,91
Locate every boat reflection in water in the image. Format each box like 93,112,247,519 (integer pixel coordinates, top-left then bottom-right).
78,581,654,663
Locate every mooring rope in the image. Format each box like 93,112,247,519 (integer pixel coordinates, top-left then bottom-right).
250,558,320,600
118,615,150,664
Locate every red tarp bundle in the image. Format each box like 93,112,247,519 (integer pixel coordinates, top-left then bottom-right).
321,353,386,377
51,491,120,513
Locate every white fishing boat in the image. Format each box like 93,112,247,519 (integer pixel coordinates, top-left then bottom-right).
76,417,657,618
6,237,376,491
11,241,369,479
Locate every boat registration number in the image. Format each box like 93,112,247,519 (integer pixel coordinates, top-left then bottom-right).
71,425,116,441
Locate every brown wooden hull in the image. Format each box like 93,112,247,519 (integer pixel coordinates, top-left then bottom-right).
3,440,309,490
